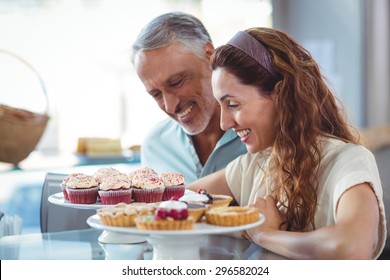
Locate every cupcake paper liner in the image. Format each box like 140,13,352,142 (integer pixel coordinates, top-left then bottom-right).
98,189,132,205
132,187,164,203
162,185,185,201
66,187,99,204
61,185,69,201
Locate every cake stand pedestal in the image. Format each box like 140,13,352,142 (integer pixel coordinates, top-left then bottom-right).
146,234,206,260
87,214,265,260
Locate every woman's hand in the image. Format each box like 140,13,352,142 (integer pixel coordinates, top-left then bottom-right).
244,195,285,244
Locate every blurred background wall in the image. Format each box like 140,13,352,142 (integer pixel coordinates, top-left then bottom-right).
273,0,390,127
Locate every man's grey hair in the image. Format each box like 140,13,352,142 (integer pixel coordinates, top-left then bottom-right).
131,12,213,64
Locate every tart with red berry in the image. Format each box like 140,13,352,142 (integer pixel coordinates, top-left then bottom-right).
134,200,194,230
159,196,207,223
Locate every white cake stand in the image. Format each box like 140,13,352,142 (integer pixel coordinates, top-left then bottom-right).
48,192,146,244
87,214,265,260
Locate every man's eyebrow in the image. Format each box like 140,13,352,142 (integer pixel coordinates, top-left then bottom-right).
166,72,187,85
220,94,233,102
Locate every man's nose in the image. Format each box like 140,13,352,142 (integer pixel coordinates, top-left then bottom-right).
163,93,180,114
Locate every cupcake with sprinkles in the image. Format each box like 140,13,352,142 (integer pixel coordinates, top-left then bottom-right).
131,174,165,203
160,172,186,201
98,176,132,205
60,173,84,201
93,167,121,184
128,167,158,182
66,174,99,204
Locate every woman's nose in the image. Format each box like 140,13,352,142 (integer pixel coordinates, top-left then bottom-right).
220,109,235,131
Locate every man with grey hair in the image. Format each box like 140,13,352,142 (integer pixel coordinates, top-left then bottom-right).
132,12,246,183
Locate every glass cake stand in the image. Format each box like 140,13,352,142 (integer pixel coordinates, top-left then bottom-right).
87,213,265,260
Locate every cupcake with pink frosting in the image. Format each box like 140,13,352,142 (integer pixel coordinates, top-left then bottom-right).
128,167,158,182
98,176,132,205
93,167,121,184
60,173,84,201
131,174,165,203
66,174,99,204
160,172,186,200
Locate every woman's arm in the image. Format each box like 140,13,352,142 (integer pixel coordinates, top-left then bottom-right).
186,169,234,197
246,183,380,259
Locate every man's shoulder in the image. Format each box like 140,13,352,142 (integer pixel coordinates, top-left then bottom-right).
144,118,182,139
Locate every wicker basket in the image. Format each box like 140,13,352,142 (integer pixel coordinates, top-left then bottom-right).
0,49,49,165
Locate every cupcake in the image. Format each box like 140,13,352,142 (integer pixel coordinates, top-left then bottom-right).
128,167,158,182
93,167,121,184
179,189,233,208
66,174,99,204
60,173,84,200
205,206,259,226
97,202,155,227
131,175,165,203
160,172,186,201
98,176,132,205
135,200,194,230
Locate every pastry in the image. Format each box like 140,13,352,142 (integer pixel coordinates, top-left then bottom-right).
97,202,154,227
93,167,121,184
60,173,84,201
65,174,99,204
128,167,158,182
135,200,194,230
160,171,186,200
131,174,165,203
206,206,259,226
98,177,132,205
179,189,233,208
186,203,208,222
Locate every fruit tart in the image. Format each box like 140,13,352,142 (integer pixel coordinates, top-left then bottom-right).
135,200,194,230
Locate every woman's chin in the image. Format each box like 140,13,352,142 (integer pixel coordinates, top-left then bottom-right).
246,146,259,154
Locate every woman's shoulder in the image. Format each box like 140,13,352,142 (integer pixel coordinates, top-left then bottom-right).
321,137,373,158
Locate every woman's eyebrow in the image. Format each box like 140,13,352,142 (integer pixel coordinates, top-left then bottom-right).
220,94,233,102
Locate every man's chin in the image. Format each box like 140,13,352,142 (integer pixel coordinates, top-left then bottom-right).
181,126,203,136
180,122,208,136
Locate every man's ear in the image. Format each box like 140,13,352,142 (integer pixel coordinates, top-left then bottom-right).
204,42,214,60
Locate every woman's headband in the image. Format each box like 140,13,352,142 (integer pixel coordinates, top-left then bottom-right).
227,31,277,78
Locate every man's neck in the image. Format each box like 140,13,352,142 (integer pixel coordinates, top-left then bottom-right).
191,111,224,166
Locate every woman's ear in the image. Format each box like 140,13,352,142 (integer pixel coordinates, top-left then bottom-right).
273,80,282,93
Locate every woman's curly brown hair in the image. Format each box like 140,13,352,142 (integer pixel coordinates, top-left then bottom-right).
211,27,359,231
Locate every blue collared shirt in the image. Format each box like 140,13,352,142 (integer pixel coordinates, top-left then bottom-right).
141,118,247,183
